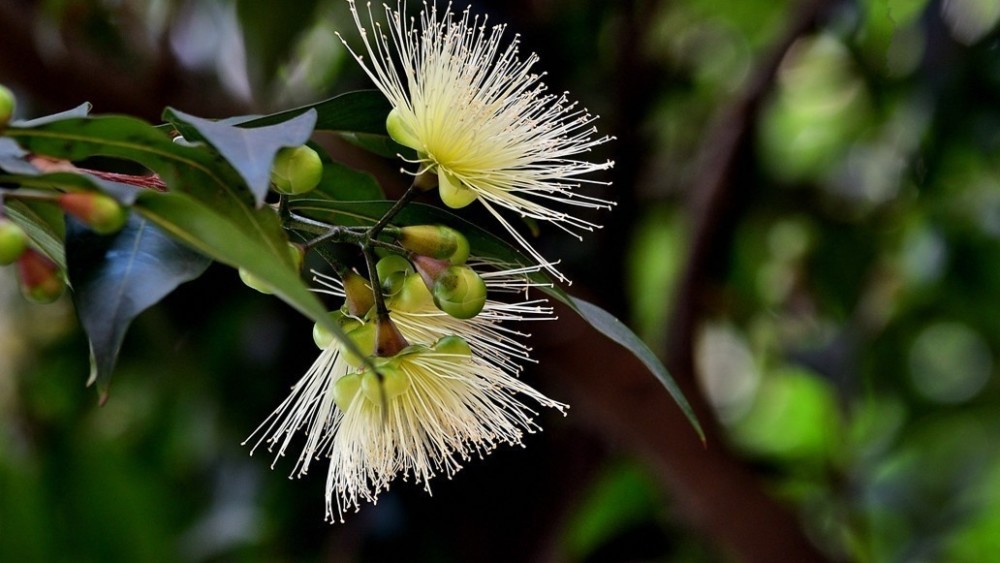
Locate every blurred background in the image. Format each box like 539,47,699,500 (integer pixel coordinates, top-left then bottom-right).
2,0,1000,561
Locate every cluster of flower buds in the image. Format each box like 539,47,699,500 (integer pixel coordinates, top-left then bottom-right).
1,186,131,303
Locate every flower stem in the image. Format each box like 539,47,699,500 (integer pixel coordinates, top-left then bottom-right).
368,181,420,239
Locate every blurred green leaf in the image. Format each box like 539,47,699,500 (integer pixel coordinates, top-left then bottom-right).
65,214,211,401
237,0,320,87
4,199,66,268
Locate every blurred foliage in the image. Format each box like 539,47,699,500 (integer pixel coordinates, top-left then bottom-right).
3,0,1000,561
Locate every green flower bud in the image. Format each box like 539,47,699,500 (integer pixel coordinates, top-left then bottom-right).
432,265,487,319
385,107,422,151
343,321,376,368
270,145,323,195
0,84,14,128
17,248,64,304
312,310,362,350
58,192,128,234
333,372,362,411
376,254,413,296
397,225,470,265
342,270,375,317
438,169,477,209
387,272,435,312
361,363,409,404
433,335,472,358
0,217,28,265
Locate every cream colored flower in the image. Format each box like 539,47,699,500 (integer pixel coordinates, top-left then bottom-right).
247,266,564,522
339,1,614,282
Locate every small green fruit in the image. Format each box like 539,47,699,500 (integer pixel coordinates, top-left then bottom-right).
59,192,128,234
0,218,28,265
343,322,376,368
0,84,14,127
312,310,361,350
333,373,362,411
270,145,323,195
432,265,487,319
17,248,64,304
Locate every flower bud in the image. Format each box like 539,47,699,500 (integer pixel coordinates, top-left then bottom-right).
0,84,14,128
332,372,362,411
58,192,127,234
0,217,28,265
387,272,435,312
433,335,472,358
375,314,408,357
385,107,422,151
270,145,323,195
361,363,409,404
17,248,64,303
312,310,362,349
240,242,303,295
342,321,377,368
397,225,470,265
342,270,375,317
376,254,413,297
432,265,487,319
438,169,477,209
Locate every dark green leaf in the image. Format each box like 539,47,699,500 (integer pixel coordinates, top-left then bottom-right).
236,90,391,134
65,214,211,402
340,132,412,159
569,297,703,441
162,108,318,206
5,113,291,266
307,160,384,201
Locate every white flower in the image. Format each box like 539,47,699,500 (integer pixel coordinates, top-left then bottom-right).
246,266,565,522
339,1,614,282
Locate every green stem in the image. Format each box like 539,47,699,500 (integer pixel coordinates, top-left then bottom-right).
368,182,420,239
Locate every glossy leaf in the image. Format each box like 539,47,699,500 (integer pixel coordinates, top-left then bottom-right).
163,108,318,206
235,90,391,134
5,113,292,266
307,160,384,201
65,214,211,402
569,296,704,441
4,200,66,268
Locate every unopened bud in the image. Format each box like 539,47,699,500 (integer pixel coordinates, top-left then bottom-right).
312,310,362,349
342,270,374,317
343,321,377,368
0,217,28,265
432,265,487,319
438,169,477,209
434,335,472,358
361,362,409,404
270,145,323,195
376,254,413,296
387,272,435,312
375,314,408,357
17,248,64,303
385,108,422,151
332,372,362,411
59,192,127,234
397,225,470,265
0,84,14,128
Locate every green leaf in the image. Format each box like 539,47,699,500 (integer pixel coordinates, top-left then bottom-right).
340,132,411,159
162,108,318,206
132,191,355,358
237,0,320,88
288,199,701,437
64,214,211,402
307,160,384,201
5,113,292,266
235,90,391,134
569,297,704,441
